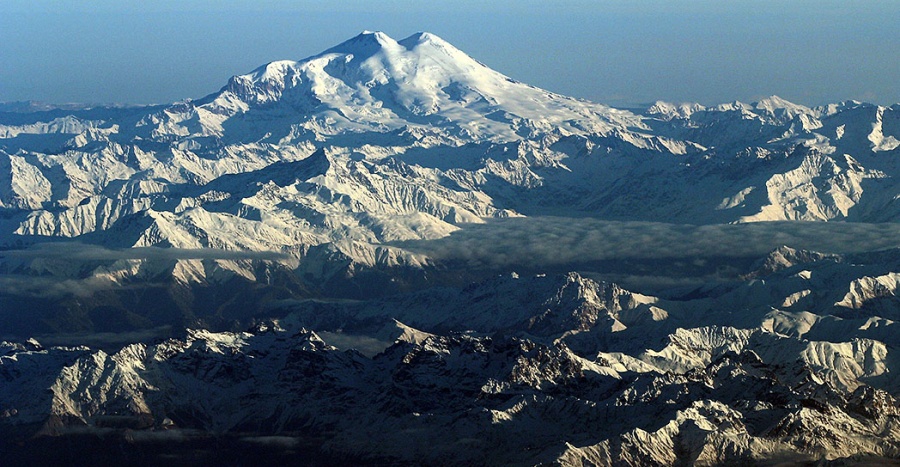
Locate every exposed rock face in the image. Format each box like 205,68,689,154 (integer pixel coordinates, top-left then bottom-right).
3,320,900,465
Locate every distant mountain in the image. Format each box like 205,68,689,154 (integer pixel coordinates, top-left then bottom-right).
2,32,899,283
3,31,900,465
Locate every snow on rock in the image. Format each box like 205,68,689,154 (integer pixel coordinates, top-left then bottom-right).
836,273,900,310
2,32,900,288
3,294,900,464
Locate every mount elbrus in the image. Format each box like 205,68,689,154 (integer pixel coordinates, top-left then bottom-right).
2,31,900,465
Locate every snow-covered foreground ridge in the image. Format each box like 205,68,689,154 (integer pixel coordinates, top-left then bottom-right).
4,260,900,465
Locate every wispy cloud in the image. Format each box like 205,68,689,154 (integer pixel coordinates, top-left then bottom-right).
0,274,118,298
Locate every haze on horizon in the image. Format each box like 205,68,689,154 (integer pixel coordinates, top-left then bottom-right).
1,0,899,108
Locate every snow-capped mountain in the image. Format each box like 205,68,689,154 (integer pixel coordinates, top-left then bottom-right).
204,31,642,141
4,31,900,465
2,31,899,278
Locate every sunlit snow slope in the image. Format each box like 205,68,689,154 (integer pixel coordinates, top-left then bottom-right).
3,31,899,284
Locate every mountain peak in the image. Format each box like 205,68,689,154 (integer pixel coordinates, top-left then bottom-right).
753,95,811,113
323,31,460,58
398,31,447,48
324,30,403,57
646,100,706,119
197,30,642,140
356,30,393,43
403,31,434,42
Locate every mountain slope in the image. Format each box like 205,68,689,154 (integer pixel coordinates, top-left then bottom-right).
4,304,900,465
3,32,900,270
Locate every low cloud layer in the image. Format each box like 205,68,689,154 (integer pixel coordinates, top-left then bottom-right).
0,243,290,300
1,242,289,262
3,220,900,300
394,217,900,270
0,274,118,299
317,331,394,357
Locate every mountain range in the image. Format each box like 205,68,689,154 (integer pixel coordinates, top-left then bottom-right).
3,31,900,465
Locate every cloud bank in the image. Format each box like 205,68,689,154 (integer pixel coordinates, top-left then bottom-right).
393,217,900,270
0,242,291,299
0,242,289,262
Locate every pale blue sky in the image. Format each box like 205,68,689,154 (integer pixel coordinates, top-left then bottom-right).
2,1,898,107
